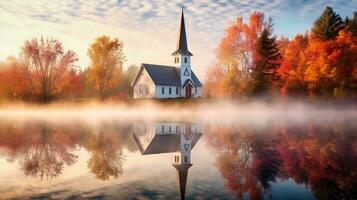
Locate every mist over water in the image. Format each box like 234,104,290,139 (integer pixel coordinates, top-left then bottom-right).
0,100,356,125
0,100,356,199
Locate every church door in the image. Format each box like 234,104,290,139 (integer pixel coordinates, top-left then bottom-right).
185,84,192,98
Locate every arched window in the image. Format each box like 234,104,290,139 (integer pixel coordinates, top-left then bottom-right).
169,87,172,95
184,57,188,63
177,57,179,63
162,87,165,94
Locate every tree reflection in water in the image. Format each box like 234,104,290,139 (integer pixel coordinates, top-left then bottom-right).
85,128,126,181
206,123,357,200
0,120,134,181
21,124,78,179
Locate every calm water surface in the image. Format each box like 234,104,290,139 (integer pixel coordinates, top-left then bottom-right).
0,116,356,200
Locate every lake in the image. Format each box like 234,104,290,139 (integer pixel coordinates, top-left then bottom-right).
0,103,356,200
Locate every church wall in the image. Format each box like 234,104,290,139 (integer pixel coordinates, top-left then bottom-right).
133,69,156,99
155,85,181,99
195,87,203,98
155,122,183,135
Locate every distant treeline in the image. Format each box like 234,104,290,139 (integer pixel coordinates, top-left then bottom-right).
0,36,138,102
205,6,357,100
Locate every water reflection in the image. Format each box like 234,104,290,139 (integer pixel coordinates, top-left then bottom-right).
85,128,125,181
133,122,202,200
0,120,135,181
0,119,355,199
21,123,78,180
206,123,357,200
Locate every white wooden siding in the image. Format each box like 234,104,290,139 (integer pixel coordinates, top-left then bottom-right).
133,69,156,99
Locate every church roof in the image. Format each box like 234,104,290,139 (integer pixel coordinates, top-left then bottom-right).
131,64,202,87
172,10,193,56
133,132,202,155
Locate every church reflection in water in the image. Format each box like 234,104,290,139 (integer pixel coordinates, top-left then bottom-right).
133,122,202,200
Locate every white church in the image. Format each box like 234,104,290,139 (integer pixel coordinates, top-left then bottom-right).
131,9,203,99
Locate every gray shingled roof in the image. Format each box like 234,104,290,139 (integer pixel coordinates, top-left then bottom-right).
139,63,202,87
133,133,202,155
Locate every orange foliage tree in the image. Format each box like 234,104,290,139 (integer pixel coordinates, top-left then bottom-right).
0,57,33,100
22,37,78,102
302,30,357,98
205,12,271,99
278,34,309,96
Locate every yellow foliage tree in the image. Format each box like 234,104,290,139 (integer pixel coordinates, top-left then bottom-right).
87,36,125,100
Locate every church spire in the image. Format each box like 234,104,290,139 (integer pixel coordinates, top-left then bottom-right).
172,3,193,56
173,163,192,200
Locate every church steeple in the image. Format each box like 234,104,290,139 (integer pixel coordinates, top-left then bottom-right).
172,8,193,56
173,163,192,200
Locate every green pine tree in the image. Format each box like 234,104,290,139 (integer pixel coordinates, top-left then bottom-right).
312,6,344,40
346,10,357,37
252,28,281,96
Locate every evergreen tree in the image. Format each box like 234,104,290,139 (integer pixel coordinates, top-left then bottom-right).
346,10,357,37
312,6,344,40
252,28,281,95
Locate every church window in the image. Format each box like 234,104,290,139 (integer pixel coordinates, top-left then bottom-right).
161,125,164,133
162,87,165,94
146,85,149,94
139,84,142,94
169,87,172,95
184,68,190,76
184,57,188,63
176,87,178,95
177,57,179,63
169,126,171,133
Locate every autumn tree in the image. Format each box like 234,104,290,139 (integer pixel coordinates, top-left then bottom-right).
278,34,309,96
22,37,78,102
204,64,226,98
252,28,281,95
0,57,33,100
118,64,138,97
55,69,83,99
87,36,125,100
208,11,271,99
303,30,357,97
312,6,344,40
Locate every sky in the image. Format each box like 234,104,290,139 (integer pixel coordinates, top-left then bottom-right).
0,0,356,79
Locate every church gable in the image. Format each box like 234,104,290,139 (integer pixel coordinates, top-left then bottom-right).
132,67,155,99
